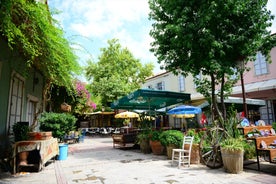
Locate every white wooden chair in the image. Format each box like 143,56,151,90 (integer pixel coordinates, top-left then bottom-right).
171,136,194,168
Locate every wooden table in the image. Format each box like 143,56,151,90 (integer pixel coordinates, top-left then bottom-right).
13,138,59,173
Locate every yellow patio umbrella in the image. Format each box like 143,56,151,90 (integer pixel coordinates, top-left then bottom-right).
115,111,139,119
137,115,155,121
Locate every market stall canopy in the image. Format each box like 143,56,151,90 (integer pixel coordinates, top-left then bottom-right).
111,89,191,110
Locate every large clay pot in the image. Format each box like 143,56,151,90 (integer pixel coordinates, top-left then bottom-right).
139,139,151,154
221,148,244,174
18,151,29,166
166,144,177,159
191,144,200,164
150,140,164,155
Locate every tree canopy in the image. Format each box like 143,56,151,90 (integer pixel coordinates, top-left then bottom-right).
0,0,81,90
149,0,275,122
85,39,154,107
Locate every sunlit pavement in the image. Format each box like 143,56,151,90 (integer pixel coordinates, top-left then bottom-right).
0,136,275,184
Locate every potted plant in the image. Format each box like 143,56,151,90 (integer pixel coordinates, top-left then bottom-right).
160,130,183,159
149,129,164,155
12,122,31,166
13,122,30,142
186,129,202,164
137,129,151,154
39,112,77,142
39,112,77,160
220,137,245,174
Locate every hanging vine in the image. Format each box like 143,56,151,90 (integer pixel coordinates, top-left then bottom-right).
0,0,81,90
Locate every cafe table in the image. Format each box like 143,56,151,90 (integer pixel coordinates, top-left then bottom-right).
12,137,59,173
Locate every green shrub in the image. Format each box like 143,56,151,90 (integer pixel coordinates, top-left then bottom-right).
221,137,244,151
243,140,256,160
149,130,162,141
159,130,183,148
272,122,276,130
39,112,77,140
13,122,30,142
186,129,203,144
137,129,151,143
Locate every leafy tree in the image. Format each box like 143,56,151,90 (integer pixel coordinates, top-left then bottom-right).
85,39,154,107
149,0,275,124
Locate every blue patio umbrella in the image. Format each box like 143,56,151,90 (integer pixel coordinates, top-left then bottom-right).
167,105,202,130
167,105,202,115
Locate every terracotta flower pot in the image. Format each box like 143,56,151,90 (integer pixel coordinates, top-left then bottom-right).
139,139,151,154
18,151,29,166
150,140,164,155
166,144,177,159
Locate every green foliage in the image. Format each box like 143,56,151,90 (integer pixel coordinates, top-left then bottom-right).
186,129,203,144
149,0,275,121
159,130,183,148
223,105,242,138
221,137,245,151
149,129,163,141
39,112,77,141
137,129,151,143
243,140,256,160
13,122,30,142
272,122,276,130
0,0,81,90
85,39,154,106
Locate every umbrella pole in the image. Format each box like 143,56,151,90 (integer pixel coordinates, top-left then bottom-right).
154,108,157,128
183,118,187,132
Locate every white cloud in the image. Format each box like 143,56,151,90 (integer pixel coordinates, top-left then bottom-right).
49,0,276,75
49,0,157,69
54,0,149,38
267,0,276,34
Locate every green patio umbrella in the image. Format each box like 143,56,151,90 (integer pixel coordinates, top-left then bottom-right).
111,89,191,111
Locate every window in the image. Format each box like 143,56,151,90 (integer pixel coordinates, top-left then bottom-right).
194,73,202,88
254,52,268,75
156,81,165,90
230,67,239,80
27,95,38,126
148,85,153,89
8,74,25,134
178,75,185,92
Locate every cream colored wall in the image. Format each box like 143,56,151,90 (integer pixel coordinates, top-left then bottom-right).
142,71,198,94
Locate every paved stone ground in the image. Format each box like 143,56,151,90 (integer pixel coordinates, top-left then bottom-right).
0,136,275,184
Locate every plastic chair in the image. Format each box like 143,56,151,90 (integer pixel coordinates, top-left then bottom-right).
171,136,194,168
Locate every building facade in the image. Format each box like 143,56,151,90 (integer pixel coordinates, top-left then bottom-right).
142,48,276,125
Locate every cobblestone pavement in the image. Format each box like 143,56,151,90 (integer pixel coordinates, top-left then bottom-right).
0,136,275,184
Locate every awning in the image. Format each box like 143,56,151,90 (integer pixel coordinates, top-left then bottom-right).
111,89,191,110
84,111,115,115
198,97,266,111
232,79,276,94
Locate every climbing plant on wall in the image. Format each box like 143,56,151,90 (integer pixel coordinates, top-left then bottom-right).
0,0,81,90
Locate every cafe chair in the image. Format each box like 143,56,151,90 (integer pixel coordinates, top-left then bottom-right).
171,136,194,168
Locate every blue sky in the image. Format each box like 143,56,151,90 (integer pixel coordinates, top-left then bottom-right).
48,0,276,78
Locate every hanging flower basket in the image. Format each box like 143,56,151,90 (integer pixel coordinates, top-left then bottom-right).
61,103,71,112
